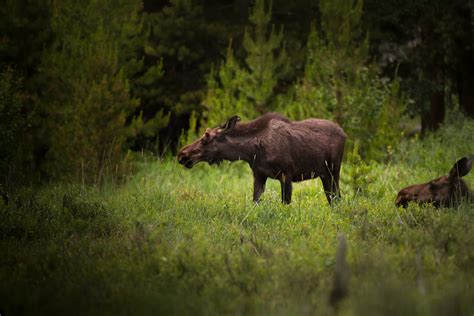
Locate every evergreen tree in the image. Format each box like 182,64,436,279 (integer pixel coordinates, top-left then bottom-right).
240,0,289,112
282,0,405,160
0,0,52,180
0,68,30,181
364,0,474,131
0,0,51,81
204,0,289,128
311,0,368,124
39,0,144,182
204,42,252,127
141,0,225,152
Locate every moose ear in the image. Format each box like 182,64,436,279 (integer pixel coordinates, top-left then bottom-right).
449,156,473,178
204,128,211,139
221,115,241,132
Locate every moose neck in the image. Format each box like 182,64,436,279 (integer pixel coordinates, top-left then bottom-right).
219,115,279,165
222,133,259,164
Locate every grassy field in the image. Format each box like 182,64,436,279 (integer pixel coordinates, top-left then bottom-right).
1,119,474,315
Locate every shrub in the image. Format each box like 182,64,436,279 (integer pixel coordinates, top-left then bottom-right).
279,0,406,161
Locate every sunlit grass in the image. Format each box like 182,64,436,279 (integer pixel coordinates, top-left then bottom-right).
1,120,473,315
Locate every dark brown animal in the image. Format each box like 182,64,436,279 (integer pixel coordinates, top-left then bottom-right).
177,112,346,204
395,157,473,208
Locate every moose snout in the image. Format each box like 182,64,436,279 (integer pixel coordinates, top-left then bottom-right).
177,153,187,165
178,156,187,165
395,195,408,208
177,151,189,164
177,148,195,168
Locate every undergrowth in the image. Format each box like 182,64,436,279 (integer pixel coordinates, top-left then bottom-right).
0,119,473,315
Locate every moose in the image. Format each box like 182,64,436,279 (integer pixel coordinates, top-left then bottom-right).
395,156,473,208
177,112,346,204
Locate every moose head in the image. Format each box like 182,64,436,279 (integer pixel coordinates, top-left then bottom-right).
395,157,473,208
177,116,241,169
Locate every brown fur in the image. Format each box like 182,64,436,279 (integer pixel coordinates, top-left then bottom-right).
177,112,346,204
395,157,473,208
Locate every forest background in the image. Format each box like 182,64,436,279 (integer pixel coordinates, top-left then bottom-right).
1,0,473,185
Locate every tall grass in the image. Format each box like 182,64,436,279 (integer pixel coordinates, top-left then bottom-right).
1,118,473,315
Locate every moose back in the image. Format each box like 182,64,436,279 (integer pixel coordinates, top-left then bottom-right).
177,112,346,204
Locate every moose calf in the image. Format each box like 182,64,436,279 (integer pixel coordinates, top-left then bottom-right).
396,157,473,208
177,112,346,204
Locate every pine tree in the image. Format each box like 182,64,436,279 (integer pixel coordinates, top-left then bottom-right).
0,0,53,180
307,0,368,124
241,0,289,112
144,0,206,114
39,0,144,182
137,0,226,152
204,0,289,128
284,0,404,160
0,0,51,81
204,41,252,127
0,68,30,180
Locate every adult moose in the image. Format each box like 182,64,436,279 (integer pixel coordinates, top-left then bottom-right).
177,113,346,204
395,156,473,208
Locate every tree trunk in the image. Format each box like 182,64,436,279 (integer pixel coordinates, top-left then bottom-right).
457,59,474,118
456,0,474,118
421,89,445,136
418,14,446,136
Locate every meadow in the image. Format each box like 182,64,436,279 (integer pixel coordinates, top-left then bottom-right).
1,118,473,315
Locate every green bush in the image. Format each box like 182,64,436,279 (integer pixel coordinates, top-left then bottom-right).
204,0,288,128
279,0,405,162
38,0,143,183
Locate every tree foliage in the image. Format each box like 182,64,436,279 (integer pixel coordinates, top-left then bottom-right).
0,0,472,181
38,0,143,182
204,43,251,127
0,68,30,179
280,0,404,160
241,0,289,111
364,0,474,131
205,0,289,128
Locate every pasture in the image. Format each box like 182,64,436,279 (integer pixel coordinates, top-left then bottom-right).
1,120,473,315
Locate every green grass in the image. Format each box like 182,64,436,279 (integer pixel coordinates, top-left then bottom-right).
1,119,473,315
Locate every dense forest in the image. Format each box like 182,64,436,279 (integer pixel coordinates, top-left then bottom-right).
1,0,473,184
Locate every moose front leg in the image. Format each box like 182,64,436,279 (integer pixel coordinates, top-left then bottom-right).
253,174,267,203
280,174,292,204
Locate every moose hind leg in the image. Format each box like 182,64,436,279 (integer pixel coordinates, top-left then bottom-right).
331,162,342,199
321,166,340,205
253,174,267,203
321,176,334,205
280,175,292,204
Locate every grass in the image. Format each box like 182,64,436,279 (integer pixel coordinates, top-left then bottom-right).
1,118,473,315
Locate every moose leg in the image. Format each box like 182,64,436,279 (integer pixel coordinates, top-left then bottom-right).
280,174,292,204
321,177,335,205
253,174,267,203
321,161,341,204
321,174,339,205
331,163,341,199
